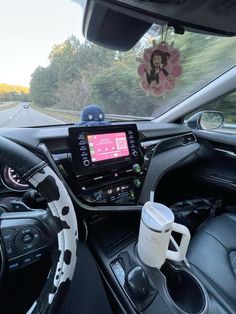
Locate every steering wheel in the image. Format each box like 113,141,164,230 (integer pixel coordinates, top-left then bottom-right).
0,136,78,313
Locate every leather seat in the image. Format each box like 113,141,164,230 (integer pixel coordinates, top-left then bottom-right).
187,213,236,314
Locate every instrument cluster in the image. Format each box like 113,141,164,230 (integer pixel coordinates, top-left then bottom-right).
1,166,30,192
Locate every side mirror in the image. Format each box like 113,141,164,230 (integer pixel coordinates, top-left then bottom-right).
186,111,224,130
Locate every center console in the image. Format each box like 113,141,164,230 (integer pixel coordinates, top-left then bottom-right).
68,124,144,205
88,214,209,314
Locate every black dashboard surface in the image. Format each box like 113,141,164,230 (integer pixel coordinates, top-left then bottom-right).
0,121,196,212
0,121,191,152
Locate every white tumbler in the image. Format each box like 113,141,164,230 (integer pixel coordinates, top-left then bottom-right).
137,202,190,269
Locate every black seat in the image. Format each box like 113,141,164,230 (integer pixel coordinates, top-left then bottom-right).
187,213,236,314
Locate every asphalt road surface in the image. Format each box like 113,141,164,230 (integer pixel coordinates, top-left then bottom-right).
0,103,64,127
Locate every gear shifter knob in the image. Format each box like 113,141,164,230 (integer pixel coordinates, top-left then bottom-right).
125,265,150,301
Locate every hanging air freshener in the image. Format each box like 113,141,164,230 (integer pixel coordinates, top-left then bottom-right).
137,27,182,97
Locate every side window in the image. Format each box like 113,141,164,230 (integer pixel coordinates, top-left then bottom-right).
186,91,236,130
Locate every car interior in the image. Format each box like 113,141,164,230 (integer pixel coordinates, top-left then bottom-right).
0,0,236,314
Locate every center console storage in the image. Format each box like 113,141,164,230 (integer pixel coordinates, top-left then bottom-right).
88,214,209,314
111,244,208,314
161,263,208,314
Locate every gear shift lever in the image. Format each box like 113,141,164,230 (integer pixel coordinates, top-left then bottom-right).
125,266,150,301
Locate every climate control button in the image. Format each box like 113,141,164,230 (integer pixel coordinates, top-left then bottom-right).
132,163,141,174
133,178,142,188
93,190,103,201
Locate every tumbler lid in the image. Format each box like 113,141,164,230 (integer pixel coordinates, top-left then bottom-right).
142,202,174,232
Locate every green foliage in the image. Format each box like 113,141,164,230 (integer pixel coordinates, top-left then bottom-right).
0,83,29,101
91,62,157,116
29,30,236,118
30,66,57,106
30,36,117,109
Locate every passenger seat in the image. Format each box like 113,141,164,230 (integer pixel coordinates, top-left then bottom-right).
187,213,236,314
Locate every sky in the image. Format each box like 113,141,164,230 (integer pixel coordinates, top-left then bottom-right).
0,0,84,87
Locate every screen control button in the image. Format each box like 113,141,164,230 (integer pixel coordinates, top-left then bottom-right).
83,160,90,167
78,140,86,146
81,152,88,157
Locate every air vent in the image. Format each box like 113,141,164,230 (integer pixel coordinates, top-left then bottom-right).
182,133,196,145
144,144,156,155
139,132,147,140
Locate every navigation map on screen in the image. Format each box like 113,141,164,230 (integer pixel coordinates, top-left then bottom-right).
87,132,129,162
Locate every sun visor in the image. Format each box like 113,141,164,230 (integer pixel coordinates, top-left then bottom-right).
83,2,151,51
83,0,236,51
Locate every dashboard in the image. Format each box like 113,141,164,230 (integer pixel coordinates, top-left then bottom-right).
0,121,197,212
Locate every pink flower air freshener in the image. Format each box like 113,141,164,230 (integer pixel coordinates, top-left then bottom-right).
137,33,182,97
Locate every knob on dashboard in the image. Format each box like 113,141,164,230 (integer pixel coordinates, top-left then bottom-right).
133,178,142,188
83,160,90,167
132,163,141,174
93,190,103,201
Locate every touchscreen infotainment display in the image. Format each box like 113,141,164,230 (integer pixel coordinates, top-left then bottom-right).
69,124,141,175
87,132,129,162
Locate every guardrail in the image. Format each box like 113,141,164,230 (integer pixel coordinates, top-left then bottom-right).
223,123,236,129
47,108,152,121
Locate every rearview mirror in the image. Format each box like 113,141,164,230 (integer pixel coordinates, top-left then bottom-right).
186,111,224,130
81,0,236,51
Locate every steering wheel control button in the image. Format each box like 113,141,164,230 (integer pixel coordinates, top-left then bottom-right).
23,243,34,251
15,226,40,251
5,242,17,258
22,233,33,243
22,255,34,266
1,228,16,243
35,252,42,260
9,262,20,271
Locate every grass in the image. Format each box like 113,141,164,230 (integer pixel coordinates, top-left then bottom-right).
0,101,18,111
31,103,81,124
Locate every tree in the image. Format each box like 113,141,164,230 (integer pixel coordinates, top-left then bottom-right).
0,83,29,101
30,30,236,119
55,79,89,110
30,66,57,107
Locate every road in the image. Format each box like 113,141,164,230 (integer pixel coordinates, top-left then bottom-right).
0,103,64,127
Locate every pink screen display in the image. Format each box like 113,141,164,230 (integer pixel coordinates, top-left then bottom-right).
87,132,129,162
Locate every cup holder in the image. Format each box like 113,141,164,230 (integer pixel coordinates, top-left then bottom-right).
161,263,207,314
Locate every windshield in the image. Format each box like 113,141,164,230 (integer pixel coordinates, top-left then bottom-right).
1,0,236,127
